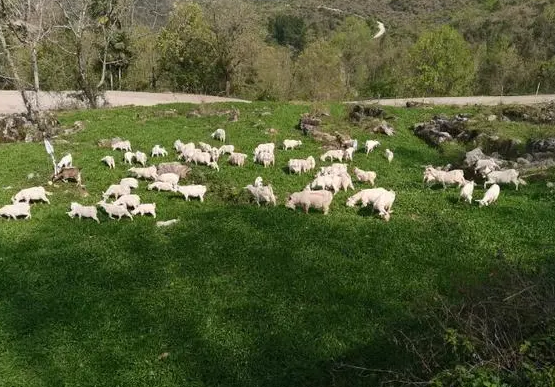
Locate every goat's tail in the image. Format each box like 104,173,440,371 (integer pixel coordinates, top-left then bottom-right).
518,178,527,186
45,191,53,196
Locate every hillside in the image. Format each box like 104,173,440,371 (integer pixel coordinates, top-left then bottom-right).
0,101,554,386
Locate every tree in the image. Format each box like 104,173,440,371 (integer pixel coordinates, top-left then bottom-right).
406,25,475,97
293,39,346,101
249,44,293,100
331,16,374,97
268,14,306,52
157,2,218,93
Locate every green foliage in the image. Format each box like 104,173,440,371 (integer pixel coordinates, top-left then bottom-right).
249,45,293,101
157,2,219,93
406,25,475,97
122,27,159,91
293,40,346,100
476,36,524,95
268,14,307,52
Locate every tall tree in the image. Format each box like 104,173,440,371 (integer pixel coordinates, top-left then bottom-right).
268,14,306,52
406,25,475,97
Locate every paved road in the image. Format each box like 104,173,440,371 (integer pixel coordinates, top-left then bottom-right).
350,95,555,106
0,90,250,115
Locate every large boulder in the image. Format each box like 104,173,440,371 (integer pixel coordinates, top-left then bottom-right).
0,111,60,143
348,104,385,122
413,114,473,146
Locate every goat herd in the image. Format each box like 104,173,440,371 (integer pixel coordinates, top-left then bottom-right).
0,127,527,223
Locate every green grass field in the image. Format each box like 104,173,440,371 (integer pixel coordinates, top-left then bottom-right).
0,102,554,386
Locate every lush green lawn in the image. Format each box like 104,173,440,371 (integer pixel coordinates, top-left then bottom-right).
0,102,554,387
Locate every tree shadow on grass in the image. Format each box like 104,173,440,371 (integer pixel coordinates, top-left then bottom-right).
0,205,509,387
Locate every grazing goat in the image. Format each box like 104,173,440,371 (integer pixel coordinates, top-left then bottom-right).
484,169,526,190
134,151,148,167
353,167,377,186
476,184,500,207
120,177,139,189
320,149,344,162
102,184,131,199
365,140,380,155
244,184,277,206
0,202,31,220
346,188,388,208
67,202,99,223
211,128,226,142
219,145,235,155
174,185,207,202
459,181,476,204
131,203,157,218
123,151,135,165
128,166,157,180
97,200,133,220
113,194,141,209
148,181,175,192
384,149,394,163
112,140,132,152
373,190,396,221
283,139,302,150
12,186,52,204
229,152,247,166
151,145,168,157
286,190,334,215
101,156,115,169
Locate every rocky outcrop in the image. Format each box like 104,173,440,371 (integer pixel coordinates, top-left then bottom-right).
413,114,477,146
0,111,61,143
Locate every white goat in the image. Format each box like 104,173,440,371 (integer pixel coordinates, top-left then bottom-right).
101,156,115,169
156,173,180,186
134,151,148,167
0,202,31,220
459,181,476,204
148,181,175,192
385,149,394,163
353,167,377,186
12,186,52,204
57,153,73,170
112,140,132,152
484,169,526,190
198,142,212,152
151,145,168,157
128,166,158,180
320,149,344,162
255,150,275,167
423,167,466,188
187,151,211,165
219,145,235,155
210,147,220,162
102,184,131,199
131,203,157,218
174,185,207,202
365,140,380,155
244,184,277,206
123,151,135,165
97,200,133,220
208,161,220,171
229,152,247,166
120,177,139,189
283,139,302,150
174,139,184,151
113,194,141,209
346,188,388,208
343,147,355,162
211,128,226,142
373,190,396,221
67,202,100,223
285,190,334,215
476,184,500,207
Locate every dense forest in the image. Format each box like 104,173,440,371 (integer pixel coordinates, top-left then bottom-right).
2,0,555,103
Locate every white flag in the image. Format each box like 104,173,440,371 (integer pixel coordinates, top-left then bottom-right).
44,139,54,155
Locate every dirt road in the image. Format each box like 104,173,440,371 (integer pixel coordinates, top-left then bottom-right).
351,95,555,106
0,90,250,115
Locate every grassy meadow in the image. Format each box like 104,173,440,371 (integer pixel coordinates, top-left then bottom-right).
0,102,554,386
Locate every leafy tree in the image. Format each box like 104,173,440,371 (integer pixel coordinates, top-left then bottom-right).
157,2,218,93
293,39,346,101
331,16,374,97
122,26,158,91
268,14,306,52
406,25,475,96
250,44,293,100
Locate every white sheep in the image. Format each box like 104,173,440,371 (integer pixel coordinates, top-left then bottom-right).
174,185,207,202
229,152,247,166
208,161,220,171
285,190,334,215
134,151,148,167
151,145,168,157
147,181,175,192
320,149,344,162
288,156,315,174
476,184,500,207
67,202,100,223
346,188,388,208
0,202,31,220
283,139,302,150
484,169,526,190
343,147,355,162
198,142,212,152
353,167,377,186
12,186,52,204
244,184,277,206
113,194,141,209
373,190,396,221
57,153,73,170
101,156,115,169
365,140,380,155
385,148,394,163
219,145,235,155
123,151,135,165
131,203,157,218
156,173,180,186
211,128,226,142
97,200,133,220
112,140,132,152
120,177,139,189
128,166,158,180
102,184,131,199
459,181,476,204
